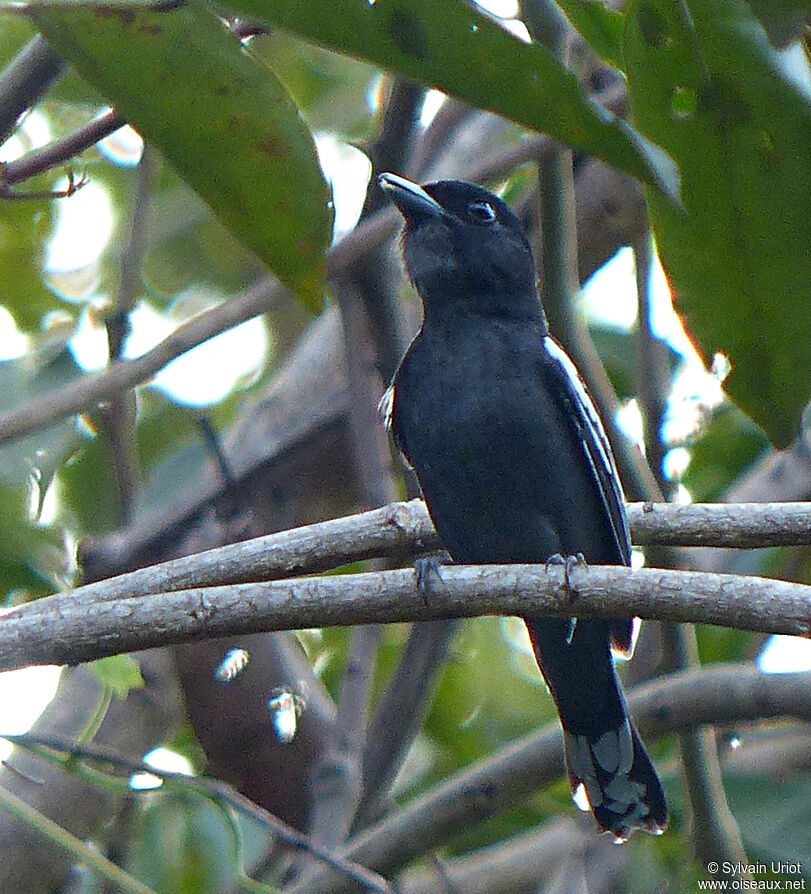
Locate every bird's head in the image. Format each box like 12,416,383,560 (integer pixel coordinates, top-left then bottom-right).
379,173,542,323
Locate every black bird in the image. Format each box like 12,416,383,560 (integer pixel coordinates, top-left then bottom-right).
378,172,667,841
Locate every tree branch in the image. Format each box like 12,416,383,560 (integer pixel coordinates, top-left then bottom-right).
0,36,66,146
0,274,289,444
2,561,809,671
2,734,394,894
1,110,125,187
286,663,811,894
13,499,811,627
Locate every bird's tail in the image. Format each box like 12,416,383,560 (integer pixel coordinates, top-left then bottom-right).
526,617,667,842
562,716,668,842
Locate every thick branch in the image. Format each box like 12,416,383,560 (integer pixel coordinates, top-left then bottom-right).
14,500,811,626
2,563,809,671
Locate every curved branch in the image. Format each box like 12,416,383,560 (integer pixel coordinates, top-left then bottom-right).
1,110,124,187
2,562,809,671
2,734,394,894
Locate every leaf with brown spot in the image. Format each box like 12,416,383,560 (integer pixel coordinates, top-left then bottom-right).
33,3,332,310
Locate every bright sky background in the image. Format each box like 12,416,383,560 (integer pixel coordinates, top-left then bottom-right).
2,0,809,766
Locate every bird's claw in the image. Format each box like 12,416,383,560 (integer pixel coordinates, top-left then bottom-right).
414,554,447,607
545,552,588,600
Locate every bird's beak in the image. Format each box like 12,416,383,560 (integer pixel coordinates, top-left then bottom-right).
379,172,445,220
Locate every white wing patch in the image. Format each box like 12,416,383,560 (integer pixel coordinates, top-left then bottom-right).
542,336,632,563
378,384,395,431
543,337,619,488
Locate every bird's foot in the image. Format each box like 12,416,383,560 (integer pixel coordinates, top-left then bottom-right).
414,553,448,607
545,552,588,602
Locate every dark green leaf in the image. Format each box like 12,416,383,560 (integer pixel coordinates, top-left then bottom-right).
727,774,811,877
251,30,378,138
219,0,679,200
0,197,63,331
625,0,811,447
682,403,768,503
59,434,120,536
0,341,83,487
0,479,67,600
33,3,333,310
127,794,240,892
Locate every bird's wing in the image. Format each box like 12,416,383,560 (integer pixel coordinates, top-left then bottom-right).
379,383,412,468
543,337,635,655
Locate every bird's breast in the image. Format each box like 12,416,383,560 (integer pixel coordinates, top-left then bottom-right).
391,317,619,563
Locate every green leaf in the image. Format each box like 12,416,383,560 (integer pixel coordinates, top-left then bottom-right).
251,30,378,138
58,434,120,536
555,0,625,70
682,403,768,503
625,0,811,447
217,0,679,200
0,342,87,599
0,196,64,331
32,4,333,310
91,654,145,698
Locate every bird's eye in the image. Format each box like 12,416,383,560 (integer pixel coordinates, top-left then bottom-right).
467,200,496,223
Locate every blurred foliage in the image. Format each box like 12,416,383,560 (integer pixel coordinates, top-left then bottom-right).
682,403,769,503
124,793,269,893
91,654,145,699
727,774,811,878
625,0,811,447
1,0,810,892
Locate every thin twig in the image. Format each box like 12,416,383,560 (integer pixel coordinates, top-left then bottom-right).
634,233,671,493
0,275,289,445
0,783,157,894
99,144,155,523
0,167,88,200
1,735,394,894
357,618,456,828
397,821,595,894
308,625,380,848
662,618,751,882
0,110,125,187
